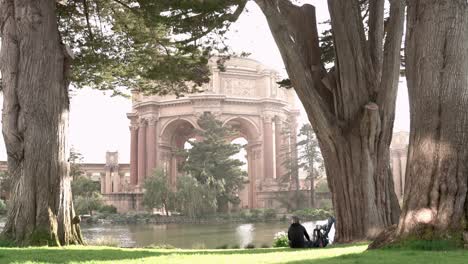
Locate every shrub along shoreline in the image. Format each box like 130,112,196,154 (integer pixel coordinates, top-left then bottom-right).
81,208,334,225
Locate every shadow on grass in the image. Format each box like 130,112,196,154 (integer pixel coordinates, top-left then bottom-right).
0,247,299,264
284,247,468,264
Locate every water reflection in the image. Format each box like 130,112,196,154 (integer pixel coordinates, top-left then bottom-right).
236,224,254,247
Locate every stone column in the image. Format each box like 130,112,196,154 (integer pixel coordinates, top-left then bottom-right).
105,168,112,193
263,115,274,179
130,125,139,186
114,168,121,193
246,146,254,208
137,120,147,186
254,147,262,208
274,116,284,179
100,173,106,194
146,118,157,177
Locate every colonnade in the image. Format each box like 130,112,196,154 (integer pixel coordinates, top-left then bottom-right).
127,112,299,209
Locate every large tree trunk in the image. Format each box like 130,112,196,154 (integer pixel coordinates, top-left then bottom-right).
254,0,404,241
0,0,84,246
397,0,468,238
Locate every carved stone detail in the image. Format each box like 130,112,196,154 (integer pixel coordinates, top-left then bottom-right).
222,78,255,97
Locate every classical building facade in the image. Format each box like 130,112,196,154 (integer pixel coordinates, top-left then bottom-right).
126,57,300,210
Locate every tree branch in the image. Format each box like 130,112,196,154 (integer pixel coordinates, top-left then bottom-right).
177,0,247,45
111,0,133,12
255,0,338,135
0,0,24,162
327,0,375,120
368,0,385,80
376,0,404,110
82,0,94,41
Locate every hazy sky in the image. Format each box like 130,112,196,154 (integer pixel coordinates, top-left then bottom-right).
0,0,409,163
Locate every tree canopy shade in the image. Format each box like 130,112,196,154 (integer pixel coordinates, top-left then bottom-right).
148,0,405,242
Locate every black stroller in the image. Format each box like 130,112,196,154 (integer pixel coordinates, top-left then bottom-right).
309,217,335,248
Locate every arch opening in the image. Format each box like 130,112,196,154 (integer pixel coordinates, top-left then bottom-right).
159,119,196,187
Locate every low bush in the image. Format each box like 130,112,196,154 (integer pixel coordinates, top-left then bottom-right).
215,244,229,249
145,244,176,249
88,236,119,247
273,231,289,248
292,208,334,221
99,205,118,214
263,209,277,220
250,209,262,221
231,244,240,249
192,242,206,249
245,243,255,249
238,209,278,222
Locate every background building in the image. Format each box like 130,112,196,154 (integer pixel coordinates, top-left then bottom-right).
126,57,299,211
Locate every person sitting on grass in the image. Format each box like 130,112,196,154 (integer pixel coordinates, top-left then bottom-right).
287,216,311,248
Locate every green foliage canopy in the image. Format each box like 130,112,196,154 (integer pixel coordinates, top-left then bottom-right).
297,124,323,181
56,0,231,96
182,112,246,211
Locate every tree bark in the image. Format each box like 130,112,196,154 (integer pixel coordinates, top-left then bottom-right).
255,0,404,241
0,0,84,246
397,0,468,238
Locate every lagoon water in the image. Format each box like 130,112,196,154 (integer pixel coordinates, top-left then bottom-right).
0,219,335,248
80,220,335,249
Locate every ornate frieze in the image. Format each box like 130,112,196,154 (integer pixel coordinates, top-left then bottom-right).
222,78,255,97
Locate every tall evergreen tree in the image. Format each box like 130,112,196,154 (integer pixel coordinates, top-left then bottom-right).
277,122,303,211
297,124,324,208
182,112,246,212
69,148,84,180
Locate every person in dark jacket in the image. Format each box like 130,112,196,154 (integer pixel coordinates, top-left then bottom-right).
287,216,310,248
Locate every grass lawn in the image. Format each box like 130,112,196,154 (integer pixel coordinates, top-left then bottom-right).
0,243,467,264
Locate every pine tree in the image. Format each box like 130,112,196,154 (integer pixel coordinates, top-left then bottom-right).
297,124,324,208
277,122,303,211
182,112,246,212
